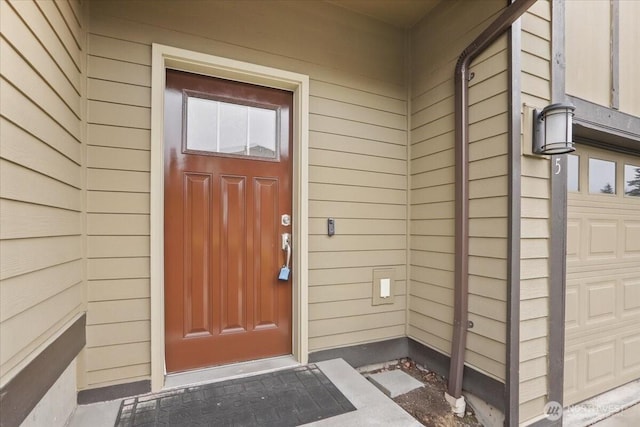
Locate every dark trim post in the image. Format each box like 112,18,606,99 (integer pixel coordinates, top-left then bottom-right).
548,0,567,423
548,157,568,425
506,13,522,427
551,0,566,107
610,0,619,110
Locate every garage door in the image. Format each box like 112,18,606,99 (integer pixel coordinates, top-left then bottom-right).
564,144,640,406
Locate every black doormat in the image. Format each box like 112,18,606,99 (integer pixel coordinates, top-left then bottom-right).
115,364,356,426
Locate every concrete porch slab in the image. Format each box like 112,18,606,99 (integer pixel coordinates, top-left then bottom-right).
66,358,420,427
305,359,421,427
366,369,424,398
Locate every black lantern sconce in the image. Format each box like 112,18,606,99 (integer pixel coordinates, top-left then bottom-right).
532,103,576,155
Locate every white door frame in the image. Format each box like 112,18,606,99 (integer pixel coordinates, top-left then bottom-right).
150,44,309,392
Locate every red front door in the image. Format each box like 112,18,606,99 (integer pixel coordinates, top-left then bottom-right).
164,69,293,373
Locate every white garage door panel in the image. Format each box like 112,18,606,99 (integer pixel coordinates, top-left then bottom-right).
565,145,640,406
566,278,639,341
626,224,640,253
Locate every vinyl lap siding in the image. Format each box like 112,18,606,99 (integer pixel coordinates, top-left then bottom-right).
307,83,408,351
85,31,152,388
409,0,508,383
466,37,509,380
0,0,84,386
86,0,407,388
518,1,553,423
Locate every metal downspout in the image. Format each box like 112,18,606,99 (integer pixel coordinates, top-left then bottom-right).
448,0,537,404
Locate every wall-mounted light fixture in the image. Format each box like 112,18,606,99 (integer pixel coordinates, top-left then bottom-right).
532,103,576,155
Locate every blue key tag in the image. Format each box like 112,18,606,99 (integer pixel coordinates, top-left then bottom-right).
278,266,290,281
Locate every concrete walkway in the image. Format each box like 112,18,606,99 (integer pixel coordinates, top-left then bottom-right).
592,404,640,427
564,380,640,427
67,358,420,427
68,359,640,426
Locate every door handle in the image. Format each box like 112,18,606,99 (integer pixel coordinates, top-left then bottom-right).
279,233,291,281
281,233,291,269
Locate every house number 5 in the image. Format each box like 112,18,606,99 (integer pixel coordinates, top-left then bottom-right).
554,158,561,175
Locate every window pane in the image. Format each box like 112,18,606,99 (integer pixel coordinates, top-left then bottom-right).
186,97,218,152
186,96,278,159
625,164,640,197
219,102,248,155
568,154,579,192
248,107,277,158
589,158,616,194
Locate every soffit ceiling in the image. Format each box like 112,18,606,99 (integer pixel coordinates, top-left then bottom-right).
326,0,443,29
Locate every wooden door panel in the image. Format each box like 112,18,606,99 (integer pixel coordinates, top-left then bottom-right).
183,173,212,338
164,69,292,372
220,175,247,334
254,177,279,329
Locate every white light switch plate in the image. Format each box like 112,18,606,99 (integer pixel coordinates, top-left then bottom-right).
372,269,395,306
380,278,390,298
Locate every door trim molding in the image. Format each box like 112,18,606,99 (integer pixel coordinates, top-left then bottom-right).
150,44,310,392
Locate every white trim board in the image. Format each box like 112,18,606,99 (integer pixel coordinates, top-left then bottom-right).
150,43,310,392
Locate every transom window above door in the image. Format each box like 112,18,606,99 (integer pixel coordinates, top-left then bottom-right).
185,93,279,159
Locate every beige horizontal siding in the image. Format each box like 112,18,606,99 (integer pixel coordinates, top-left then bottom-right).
1,80,80,164
88,6,405,99
86,321,150,348
520,395,548,424
309,325,406,351
85,365,150,389
1,284,82,366
0,236,81,282
310,166,406,190
0,260,82,323
91,0,405,87
519,2,553,422
0,200,81,240
0,0,84,386
85,0,408,388
5,0,81,89
87,192,150,214
1,118,81,188
1,41,80,136
88,279,150,302
84,55,151,397
309,267,406,290
308,148,406,174
0,159,80,211
309,165,405,339
309,219,405,235
409,0,509,384
1,18,80,115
